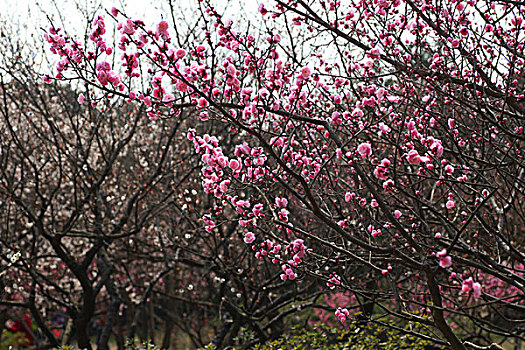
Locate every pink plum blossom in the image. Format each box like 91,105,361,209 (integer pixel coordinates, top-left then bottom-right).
229,159,241,170
244,232,255,244
176,49,186,59
357,142,372,158
275,197,288,207
301,66,311,78
198,97,209,108
439,256,452,268
162,93,175,102
157,20,169,36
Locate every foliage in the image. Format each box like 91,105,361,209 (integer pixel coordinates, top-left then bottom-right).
53,340,164,350
198,322,436,350
254,323,434,350
0,330,32,350
124,339,165,350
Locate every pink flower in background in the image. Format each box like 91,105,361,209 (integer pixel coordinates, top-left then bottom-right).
472,282,482,299
258,3,268,15
406,150,430,164
383,179,394,192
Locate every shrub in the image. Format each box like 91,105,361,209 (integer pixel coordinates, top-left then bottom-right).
253,323,435,350
199,321,438,350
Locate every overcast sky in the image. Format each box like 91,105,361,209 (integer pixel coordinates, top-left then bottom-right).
0,0,261,75
0,0,259,37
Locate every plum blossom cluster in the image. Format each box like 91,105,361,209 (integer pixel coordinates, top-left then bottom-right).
327,272,341,289
95,61,122,89
461,278,482,299
187,129,269,201
43,27,83,82
90,16,111,53
277,239,306,281
187,130,235,199
187,128,307,279
479,263,524,303
335,307,350,323
244,232,307,282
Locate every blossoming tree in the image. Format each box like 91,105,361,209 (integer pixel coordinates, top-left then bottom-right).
39,0,525,348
